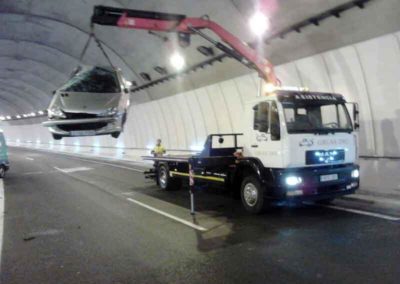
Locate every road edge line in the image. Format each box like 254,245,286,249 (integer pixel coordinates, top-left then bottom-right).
126,198,208,231
322,204,400,221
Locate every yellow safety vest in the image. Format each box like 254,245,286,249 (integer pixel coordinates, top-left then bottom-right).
153,145,165,155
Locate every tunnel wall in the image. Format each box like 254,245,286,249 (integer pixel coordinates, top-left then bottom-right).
2,31,400,196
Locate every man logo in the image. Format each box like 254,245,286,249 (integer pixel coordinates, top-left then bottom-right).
299,138,314,147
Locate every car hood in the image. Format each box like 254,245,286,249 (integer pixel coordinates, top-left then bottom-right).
57,92,121,113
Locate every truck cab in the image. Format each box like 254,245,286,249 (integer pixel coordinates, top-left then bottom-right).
240,90,359,209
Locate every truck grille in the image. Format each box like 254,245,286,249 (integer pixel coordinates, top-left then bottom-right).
306,149,345,165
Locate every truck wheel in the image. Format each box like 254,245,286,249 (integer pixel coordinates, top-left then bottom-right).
241,175,267,214
158,164,181,191
52,134,62,140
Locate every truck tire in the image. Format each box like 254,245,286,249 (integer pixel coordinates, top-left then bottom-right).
0,166,5,178
240,175,267,214
158,164,181,191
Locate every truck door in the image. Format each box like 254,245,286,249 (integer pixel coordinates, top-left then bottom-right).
248,101,282,167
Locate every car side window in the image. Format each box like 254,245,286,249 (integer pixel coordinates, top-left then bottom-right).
253,102,270,133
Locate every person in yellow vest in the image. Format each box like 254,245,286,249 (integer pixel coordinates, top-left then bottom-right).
151,139,166,157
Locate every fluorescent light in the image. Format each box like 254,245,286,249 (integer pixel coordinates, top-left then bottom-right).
16,115,21,119
249,11,270,37
38,111,44,115
169,52,185,70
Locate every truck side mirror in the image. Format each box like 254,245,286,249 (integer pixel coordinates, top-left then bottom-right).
353,103,360,130
346,102,360,130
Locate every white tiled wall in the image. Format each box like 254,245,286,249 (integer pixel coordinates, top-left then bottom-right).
3,31,400,159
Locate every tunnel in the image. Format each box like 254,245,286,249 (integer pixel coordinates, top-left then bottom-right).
0,0,399,283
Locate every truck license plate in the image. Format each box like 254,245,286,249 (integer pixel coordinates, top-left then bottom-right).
320,174,338,182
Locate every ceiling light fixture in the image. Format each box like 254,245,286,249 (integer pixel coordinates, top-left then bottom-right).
249,11,270,37
169,52,185,71
197,46,214,57
154,66,168,75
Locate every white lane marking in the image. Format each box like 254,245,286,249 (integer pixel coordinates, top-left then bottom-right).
322,204,400,221
21,170,58,176
126,198,208,232
54,166,93,173
72,157,145,173
0,179,5,268
25,157,34,161
21,171,44,176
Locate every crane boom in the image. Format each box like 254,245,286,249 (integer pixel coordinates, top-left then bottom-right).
91,5,279,85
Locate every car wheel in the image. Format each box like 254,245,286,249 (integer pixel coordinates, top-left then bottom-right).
0,166,5,178
158,164,181,191
111,132,120,139
52,134,62,140
240,175,267,214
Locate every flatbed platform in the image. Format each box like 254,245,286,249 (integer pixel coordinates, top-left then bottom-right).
142,155,192,163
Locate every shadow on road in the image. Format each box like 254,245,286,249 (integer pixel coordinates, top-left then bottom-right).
128,183,354,252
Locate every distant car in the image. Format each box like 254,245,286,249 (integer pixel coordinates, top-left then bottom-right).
0,131,9,178
42,66,130,140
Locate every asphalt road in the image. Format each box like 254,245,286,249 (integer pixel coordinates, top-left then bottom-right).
1,147,399,284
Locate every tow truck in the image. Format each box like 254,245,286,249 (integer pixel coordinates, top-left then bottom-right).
91,6,360,214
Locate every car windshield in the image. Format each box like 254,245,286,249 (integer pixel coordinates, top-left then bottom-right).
283,102,353,133
60,67,121,93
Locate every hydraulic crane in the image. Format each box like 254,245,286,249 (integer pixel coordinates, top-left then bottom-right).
91,5,280,86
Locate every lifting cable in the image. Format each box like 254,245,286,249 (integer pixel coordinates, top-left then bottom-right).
78,25,115,68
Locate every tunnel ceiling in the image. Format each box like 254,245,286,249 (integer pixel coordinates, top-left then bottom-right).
0,0,399,116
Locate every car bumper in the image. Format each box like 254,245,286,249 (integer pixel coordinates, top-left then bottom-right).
42,116,122,137
267,164,360,201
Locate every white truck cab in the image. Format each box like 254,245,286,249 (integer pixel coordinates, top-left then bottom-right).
242,90,359,203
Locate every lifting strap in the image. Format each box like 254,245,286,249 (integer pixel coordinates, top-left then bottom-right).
78,26,114,68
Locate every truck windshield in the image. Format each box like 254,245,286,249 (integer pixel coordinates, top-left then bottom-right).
60,67,121,93
283,102,353,134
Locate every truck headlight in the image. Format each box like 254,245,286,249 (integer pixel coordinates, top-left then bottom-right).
98,107,118,117
351,169,359,178
285,176,302,186
48,107,66,119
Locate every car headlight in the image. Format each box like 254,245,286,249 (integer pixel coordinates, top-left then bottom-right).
48,107,66,119
285,176,302,186
351,169,359,178
98,107,118,117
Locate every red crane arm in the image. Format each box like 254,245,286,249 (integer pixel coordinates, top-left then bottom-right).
92,6,279,85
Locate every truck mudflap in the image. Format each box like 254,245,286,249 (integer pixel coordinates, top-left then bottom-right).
266,164,360,201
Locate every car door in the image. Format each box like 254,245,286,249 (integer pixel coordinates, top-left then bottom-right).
247,100,282,168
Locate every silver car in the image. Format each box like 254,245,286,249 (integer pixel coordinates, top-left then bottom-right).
43,66,130,140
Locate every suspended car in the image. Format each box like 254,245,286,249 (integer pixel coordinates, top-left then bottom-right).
42,66,130,140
